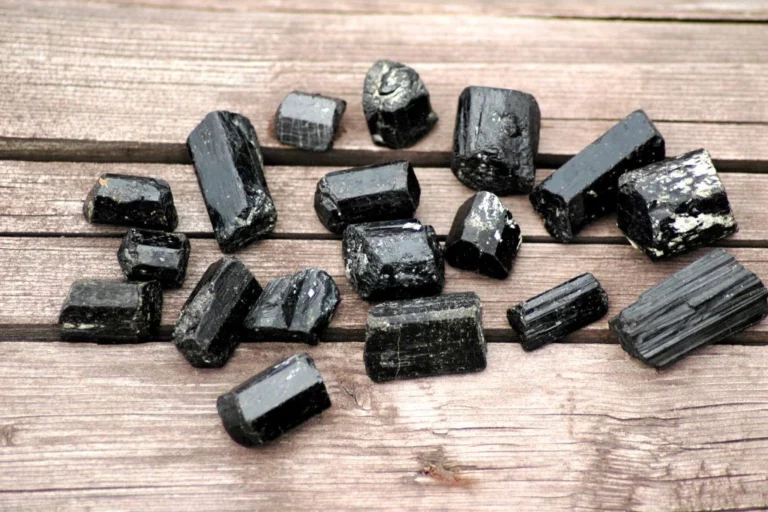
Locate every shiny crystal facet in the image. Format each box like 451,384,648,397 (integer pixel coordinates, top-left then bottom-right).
117,228,191,288
275,91,346,152
83,174,178,231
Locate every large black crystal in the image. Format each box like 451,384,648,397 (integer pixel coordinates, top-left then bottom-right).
530,110,665,242
450,86,541,195
83,174,178,231
187,111,277,253
610,249,768,368
217,353,331,447
117,228,191,289
274,91,347,152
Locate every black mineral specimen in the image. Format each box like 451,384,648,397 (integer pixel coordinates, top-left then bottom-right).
217,353,331,447
364,292,486,382
59,280,162,343
610,249,768,368
314,160,421,234
507,273,608,351
362,60,438,149
187,111,277,253
117,228,191,288
274,91,347,152
450,86,541,195
343,219,444,301
173,257,262,368
444,191,522,279
83,174,178,231
530,110,664,242
617,149,737,260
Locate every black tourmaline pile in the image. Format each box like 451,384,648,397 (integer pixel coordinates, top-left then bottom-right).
451,86,541,195
83,174,178,231
530,110,665,242
217,353,331,447
610,249,768,368
274,91,347,152
507,273,608,351
617,149,737,260
187,111,277,253
117,228,191,288
314,160,421,234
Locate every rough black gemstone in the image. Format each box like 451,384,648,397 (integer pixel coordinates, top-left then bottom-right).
59,280,162,343
314,160,421,234
274,91,347,152
610,249,768,368
187,111,277,253
617,149,737,260
362,60,438,149
451,86,541,195
507,273,608,351
173,257,262,368
83,174,178,231
243,268,340,344
444,191,522,279
343,219,444,301
117,228,191,288
364,292,486,382
530,110,665,242
217,353,331,447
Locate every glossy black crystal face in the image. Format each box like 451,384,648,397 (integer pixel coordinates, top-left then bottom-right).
59,280,162,343
117,228,191,289
187,111,277,253
83,173,178,231
362,60,438,149
444,191,522,279
364,292,486,382
314,160,421,234
450,86,541,195
173,257,262,368
274,91,347,152
217,353,331,447
530,110,665,242
610,249,768,368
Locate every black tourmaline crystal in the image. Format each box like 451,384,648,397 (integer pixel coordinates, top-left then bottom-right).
507,273,608,351
451,86,541,195
217,353,331,447
59,280,162,343
187,111,277,253
83,174,178,231
274,91,347,152
610,249,768,368
343,219,444,301
314,160,421,234
362,60,438,149
364,292,486,382
117,228,191,289
243,268,340,344
444,191,522,279
173,257,262,368
530,110,665,242
617,149,737,260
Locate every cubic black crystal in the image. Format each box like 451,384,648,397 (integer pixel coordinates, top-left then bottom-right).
117,228,191,288
83,174,178,231
274,91,347,152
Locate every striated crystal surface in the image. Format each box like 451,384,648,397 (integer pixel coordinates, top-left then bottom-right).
83,174,178,231
117,228,191,288
274,91,346,152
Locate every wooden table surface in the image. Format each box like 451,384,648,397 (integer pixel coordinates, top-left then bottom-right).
2,1,768,510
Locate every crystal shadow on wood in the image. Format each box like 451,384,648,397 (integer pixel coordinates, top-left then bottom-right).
274,91,346,152
118,228,191,289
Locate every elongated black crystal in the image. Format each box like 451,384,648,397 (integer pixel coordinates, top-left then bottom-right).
451,86,541,195
187,111,277,253
364,292,486,382
275,91,346,152
117,228,191,288
530,110,665,242
610,249,768,368
217,353,331,447
83,174,178,231
507,273,608,351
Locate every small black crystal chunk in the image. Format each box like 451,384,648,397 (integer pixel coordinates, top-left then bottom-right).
187,111,277,253
217,353,331,447
362,60,438,149
617,149,737,260
314,160,421,234
444,191,522,279
275,91,347,152
530,110,665,242
117,228,191,289
451,86,541,195
343,219,444,301
83,174,178,231
173,257,262,368
507,273,608,351
59,280,162,343
610,249,768,368
364,292,486,382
